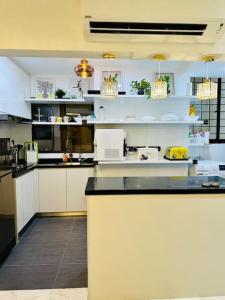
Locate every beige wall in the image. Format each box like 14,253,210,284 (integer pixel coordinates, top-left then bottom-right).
0,123,32,144
88,193,225,300
1,0,225,58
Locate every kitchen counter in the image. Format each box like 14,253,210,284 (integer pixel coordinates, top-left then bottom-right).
0,169,12,179
11,160,96,178
86,175,225,195
96,158,192,165
86,175,225,300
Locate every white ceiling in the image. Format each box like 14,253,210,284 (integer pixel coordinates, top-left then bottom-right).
11,57,225,77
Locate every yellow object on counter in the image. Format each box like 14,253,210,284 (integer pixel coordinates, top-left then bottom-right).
165,146,189,160
189,104,196,116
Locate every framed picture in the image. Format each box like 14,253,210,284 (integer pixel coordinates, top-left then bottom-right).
36,78,55,99
101,71,122,90
155,73,175,95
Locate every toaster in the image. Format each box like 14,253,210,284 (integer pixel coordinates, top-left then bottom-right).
164,146,189,160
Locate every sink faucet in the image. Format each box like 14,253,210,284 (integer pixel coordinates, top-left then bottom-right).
78,153,83,162
68,153,73,162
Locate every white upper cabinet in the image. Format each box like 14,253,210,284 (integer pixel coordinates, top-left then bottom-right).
0,57,31,119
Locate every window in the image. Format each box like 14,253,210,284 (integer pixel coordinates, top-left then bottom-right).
190,77,225,143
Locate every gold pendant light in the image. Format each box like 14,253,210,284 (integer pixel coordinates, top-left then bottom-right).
75,58,94,78
151,54,167,99
102,53,115,60
196,55,217,100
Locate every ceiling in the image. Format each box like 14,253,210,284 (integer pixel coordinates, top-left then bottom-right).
2,0,225,61
11,57,225,77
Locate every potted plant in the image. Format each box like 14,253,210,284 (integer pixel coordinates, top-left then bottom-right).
130,79,151,97
55,89,66,99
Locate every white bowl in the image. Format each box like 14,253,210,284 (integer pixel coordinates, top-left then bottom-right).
142,116,156,121
184,115,200,121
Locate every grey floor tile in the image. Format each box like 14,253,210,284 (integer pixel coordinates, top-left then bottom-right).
71,224,87,238
3,238,66,266
53,263,87,288
0,265,58,290
0,217,88,290
63,237,87,264
25,219,74,238
21,233,68,244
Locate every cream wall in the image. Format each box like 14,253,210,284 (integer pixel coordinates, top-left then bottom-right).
0,123,32,145
1,0,225,58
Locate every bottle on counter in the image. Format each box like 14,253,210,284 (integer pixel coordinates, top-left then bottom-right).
63,152,69,162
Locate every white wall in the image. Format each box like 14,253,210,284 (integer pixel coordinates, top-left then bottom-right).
0,57,31,119
30,75,93,98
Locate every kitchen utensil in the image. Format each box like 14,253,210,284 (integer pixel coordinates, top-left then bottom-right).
160,114,179,121
49,116,56,122
74,114,82,123
56,117,62,123
137,147,159,160
125,115,136,121
63,116,71,122
142,116,156,121
184,115,200,121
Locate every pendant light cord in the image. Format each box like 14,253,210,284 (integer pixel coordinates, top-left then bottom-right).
158,60,161,79
206,61,209,80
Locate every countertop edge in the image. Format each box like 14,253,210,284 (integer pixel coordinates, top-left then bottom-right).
85,189,225,195
12,163,96,178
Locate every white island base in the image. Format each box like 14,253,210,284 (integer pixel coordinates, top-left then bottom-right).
87,193,225,300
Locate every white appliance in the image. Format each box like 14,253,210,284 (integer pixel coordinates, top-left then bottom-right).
191,160,225,177
94,129,126,161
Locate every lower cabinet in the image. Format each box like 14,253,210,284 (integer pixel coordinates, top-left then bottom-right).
15,167,95,227
38,169,67,212
15,170,36,234
67,168,94,211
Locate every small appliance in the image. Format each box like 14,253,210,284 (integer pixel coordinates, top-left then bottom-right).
24,142,38,163
164,146,189,160
94,129,126,161
137,147,159,160
190,160,225,177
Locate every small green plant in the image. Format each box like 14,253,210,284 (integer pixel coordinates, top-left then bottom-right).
55,89,66,99
104,74,118,82
130,79,151,97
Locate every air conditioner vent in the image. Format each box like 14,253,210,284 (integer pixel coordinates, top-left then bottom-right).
89,21,207,36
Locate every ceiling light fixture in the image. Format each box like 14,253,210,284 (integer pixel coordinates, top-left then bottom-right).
151,54,167,99
196,55,217,100
75,58,94,78
102,53,116,60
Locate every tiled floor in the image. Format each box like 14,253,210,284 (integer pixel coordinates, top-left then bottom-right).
0,217,87,290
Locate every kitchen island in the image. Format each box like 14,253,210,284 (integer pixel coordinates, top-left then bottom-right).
86,176,225,300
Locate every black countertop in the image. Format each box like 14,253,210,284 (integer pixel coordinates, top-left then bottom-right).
2,159,96,178
85,176,225,195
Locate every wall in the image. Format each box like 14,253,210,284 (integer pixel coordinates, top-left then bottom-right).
1,0,225,59
30,75,93,98
0,57,31,118
0,123,32,144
